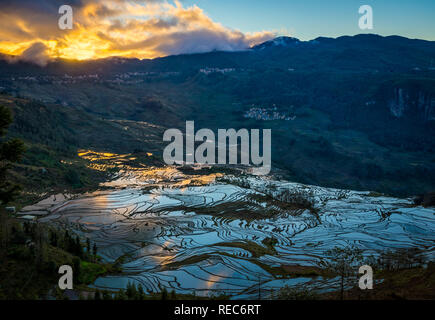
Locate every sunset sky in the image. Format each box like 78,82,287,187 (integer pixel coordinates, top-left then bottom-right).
1,0,434,65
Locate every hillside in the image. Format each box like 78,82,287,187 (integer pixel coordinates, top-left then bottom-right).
1,34,435,196
0,94,164,205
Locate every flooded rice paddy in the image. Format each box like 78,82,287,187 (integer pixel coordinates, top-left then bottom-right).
20,163,435,299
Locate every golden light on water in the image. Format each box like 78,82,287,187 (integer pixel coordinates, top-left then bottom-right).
77,149,223,187
78,150,129,161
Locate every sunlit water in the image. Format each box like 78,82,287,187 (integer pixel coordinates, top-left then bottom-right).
30,173,435,299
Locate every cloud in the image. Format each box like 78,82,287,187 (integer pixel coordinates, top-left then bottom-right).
150,29,274,55
5,42,50,66
18,42,51,66
0,0,276,62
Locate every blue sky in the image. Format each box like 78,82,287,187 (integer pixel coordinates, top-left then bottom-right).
183,0,435,41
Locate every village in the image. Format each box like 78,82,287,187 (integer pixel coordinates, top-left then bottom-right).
243,105,296,121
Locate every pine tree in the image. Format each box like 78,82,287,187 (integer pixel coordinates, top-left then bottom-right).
170,289,176,300
92,242,98,257
72,257,81,284
161,288,168,300
126,282,135,299
137,284,145,300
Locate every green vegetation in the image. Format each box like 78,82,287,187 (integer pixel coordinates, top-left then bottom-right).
0,108,119,299
0,218,120,299
0,105,25,204
79,261,110,285
0,94,164,208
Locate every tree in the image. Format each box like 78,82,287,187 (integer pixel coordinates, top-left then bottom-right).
34,223,47,268
94,289,101,300
126,282,136,300
74,236,81,257
86,238,91,255
0,105,25,204
318,245,363,300
170,289,176,300
64,168,81,188
161,288,168,300
137,284,145,300
72,257,81,284
50,231,58,247
92,243,98,257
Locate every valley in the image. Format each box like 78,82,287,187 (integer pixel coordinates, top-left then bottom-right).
1,34,435,300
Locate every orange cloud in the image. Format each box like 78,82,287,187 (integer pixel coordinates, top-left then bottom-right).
0,0,276,63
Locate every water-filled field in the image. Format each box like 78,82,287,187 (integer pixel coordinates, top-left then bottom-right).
21,166,435,299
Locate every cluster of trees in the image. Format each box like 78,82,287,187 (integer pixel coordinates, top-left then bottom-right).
272,188,316,212
48,229,98,261
319,245,364,300
317,245,429,300
276,286,319,300
413,191,435,207
8,100,78,154
89,283,177,300
372,248,426,271
2,219,99,272
0,212,108,299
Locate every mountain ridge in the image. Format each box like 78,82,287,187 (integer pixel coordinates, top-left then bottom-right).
2,33,435,69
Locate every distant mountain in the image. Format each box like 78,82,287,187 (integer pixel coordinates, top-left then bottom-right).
252,36,302,50
2,34,435,75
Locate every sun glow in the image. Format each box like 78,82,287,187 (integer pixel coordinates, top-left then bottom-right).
0,0,274,62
